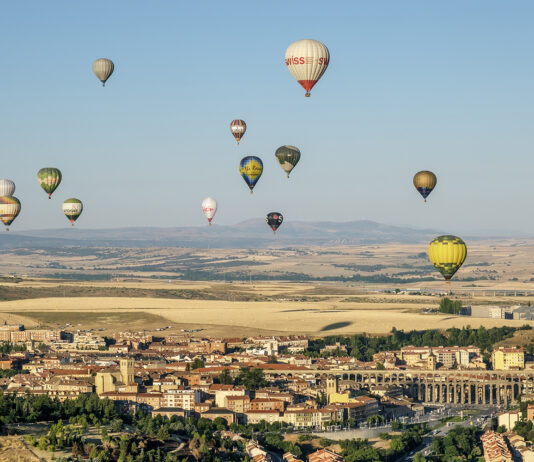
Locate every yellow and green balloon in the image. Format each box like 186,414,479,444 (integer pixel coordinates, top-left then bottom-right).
37,168,62,199
428,235,467,281
0,196,21,231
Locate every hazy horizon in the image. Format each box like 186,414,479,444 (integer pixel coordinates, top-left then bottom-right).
8,217,534,240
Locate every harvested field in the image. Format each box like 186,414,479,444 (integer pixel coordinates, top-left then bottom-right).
1,294,533,337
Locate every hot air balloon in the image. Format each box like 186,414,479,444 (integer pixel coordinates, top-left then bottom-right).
239,156,263,194
285,39,330,97
202,197,217,225
428,235,467,281
275,146,301,178
0,179,15,197
37,168,62,199
413,171,437,202
0,196,20,231
266,212,283,233
62,198,83,226
230,120,246,144
92,58,114,86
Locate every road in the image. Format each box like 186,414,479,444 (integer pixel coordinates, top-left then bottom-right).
399,412,493,462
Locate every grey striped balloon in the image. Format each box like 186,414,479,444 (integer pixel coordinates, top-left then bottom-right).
92,58,114,86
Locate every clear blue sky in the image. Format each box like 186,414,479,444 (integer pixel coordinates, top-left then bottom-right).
1,1,533,234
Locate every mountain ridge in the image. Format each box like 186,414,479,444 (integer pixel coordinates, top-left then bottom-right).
0,219,502,249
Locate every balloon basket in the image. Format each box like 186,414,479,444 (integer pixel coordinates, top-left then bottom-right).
305,92,311,97
250,191,253,195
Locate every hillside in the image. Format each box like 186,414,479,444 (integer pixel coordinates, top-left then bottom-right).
2,219,438,249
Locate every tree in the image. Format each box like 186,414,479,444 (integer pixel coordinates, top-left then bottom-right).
237,367,267,390
316,392,327,406
110,418,123,433
157,426,170,441
191,358,205,370
390,436,406,454
413,452,427,462
101,427,110,443
391,420,403,431
439,297,463,314
217,369,234,385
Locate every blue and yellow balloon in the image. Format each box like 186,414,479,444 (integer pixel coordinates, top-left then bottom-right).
239,156,263,194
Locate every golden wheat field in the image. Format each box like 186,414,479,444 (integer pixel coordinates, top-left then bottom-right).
3,241,534,336
1,289,533,337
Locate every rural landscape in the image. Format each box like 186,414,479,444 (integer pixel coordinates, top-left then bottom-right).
2,224,534,338
2,1,534,461
2,232,534,460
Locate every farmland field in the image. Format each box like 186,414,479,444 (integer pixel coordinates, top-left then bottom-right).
2,241,534,336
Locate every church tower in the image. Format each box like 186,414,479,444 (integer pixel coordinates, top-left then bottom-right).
427,353,437,371
120,358,135,385
326,375,338,403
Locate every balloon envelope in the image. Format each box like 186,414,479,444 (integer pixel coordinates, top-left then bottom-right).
93,58,114,86
37,168,62,198
63,198,83,225
0,196,21,229
0,179,15,197
285,39,330,96
239,156,263,193
413,171,437,201
202,197,217,225
230,120,246,144
266,212,283,233
275,146,301,178
428,235,467,280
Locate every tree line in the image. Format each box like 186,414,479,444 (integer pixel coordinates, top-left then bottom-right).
303,324,530,362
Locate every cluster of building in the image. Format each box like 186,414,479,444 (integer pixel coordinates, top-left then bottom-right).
372,345,530,371
468,305,534,321
0,322,533,452
374,345,487,370
245,440,343,462
480,430,534,462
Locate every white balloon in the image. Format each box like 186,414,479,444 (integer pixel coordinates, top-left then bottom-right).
0,179,15,197
93,58,114,86
202,197,217,225
285,39,330,97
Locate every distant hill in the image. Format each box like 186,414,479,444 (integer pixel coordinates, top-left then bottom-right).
2,219,440,249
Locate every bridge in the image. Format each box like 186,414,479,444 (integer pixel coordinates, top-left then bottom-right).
263,368,534,405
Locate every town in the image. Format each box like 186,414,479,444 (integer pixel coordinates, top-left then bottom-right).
2,322,534,461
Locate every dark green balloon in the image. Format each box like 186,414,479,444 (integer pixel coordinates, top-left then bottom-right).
275,145,300,178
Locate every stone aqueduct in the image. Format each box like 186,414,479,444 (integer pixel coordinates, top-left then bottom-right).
267,369,534,405
339,369,534,405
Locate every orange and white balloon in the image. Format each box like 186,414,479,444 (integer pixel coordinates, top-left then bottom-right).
285,39,329,97
202,197,217,225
